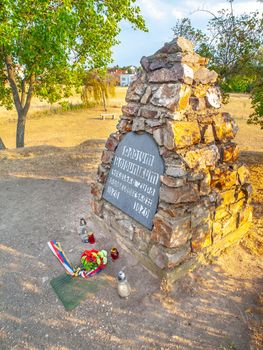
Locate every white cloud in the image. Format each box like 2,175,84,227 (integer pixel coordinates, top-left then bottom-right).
139,0,167,20
171,8,185,19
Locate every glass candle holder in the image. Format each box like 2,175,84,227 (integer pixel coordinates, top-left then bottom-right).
88,232,95,244
111,247,119,260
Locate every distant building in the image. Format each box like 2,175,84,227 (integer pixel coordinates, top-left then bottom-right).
120,74,136,87
108,68,127,86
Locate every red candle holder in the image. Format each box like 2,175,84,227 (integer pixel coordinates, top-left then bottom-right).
88,232,95,244
111,247,119,260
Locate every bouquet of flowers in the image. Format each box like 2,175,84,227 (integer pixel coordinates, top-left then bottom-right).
81,249,107,274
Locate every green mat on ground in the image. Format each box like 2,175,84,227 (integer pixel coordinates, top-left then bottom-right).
50,273,109,311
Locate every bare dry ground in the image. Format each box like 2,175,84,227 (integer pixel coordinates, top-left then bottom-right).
0,91,262,349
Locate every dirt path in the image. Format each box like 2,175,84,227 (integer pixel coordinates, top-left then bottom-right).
0,144,262,350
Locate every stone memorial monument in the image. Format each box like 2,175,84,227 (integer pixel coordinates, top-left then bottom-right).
90,37,252,287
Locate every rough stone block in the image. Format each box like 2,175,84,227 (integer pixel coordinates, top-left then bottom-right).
145,119,163,128
199,124,214,144
134,227,151,252
199,171,212,195
165,164,187,178
97,164,109,183
181,145,219,171
189,97,206,111
212,220,222,238
165,244,191,269
219,143,239,163
242,183,253,199
122,103,139,117
192,84,210,98
149,244,166,269
205,86,221,108
163,121,175,150
221,214,238,236
149,243,191,269
214,205,230,221
238,205,252,227
148,64,194,85
161,175,186,188
132,118,145,131
141,86,152,104
91,199,104,217
157,202,189,219
197,112,214,125
90,182,104,200
117,219,135,241
172,121,201,148
101,150,114,165
150,83,191,112
116,118,132,133
191,222,212,251
210,167,238,190
219,188,237,206
237,165,250,185
160,184,199,204
153,127,164,146
194,67,218,85
139,106,159,119
105,133,121,151
125,81,146,102
168,52,207,66
151,215,191,248
155,37,194,54
191,204,211,228
212,113,238,141
229,199,246,216
140,56,150,71
165,111,186,121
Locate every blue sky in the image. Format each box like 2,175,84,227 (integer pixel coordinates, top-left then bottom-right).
112,0,263,66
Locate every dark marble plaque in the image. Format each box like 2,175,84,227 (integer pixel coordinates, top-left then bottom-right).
103,132,164,229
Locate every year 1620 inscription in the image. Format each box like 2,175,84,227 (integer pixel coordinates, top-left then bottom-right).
103,132,164,229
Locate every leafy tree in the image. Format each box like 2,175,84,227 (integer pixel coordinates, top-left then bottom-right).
172,18,210,57
81,69,116,111
173,1,262,80
0,0,146,147
248,51,263,128
172,0,263,126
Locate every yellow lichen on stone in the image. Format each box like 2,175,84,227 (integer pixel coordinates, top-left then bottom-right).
214,206,230,221
172,121,200,148
237,165,250,185
222,143,239,162
229,199,246,215
239,205,253,226
213,113,237,141
221,214,238,236
179,85,192,110
220,188,237,205
211,168,237,190
192,84,209,98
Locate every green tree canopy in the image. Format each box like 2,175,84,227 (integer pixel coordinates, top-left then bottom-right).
172,0,263,127
0,0,146,147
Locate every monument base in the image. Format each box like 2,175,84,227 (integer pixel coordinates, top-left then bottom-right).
91,198,252,290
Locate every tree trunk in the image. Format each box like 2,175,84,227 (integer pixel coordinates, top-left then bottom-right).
0,137,6,150
5,55,34,148
16,110,26,148
102,90,107,111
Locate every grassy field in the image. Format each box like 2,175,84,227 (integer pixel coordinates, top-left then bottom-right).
0,88,262,151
